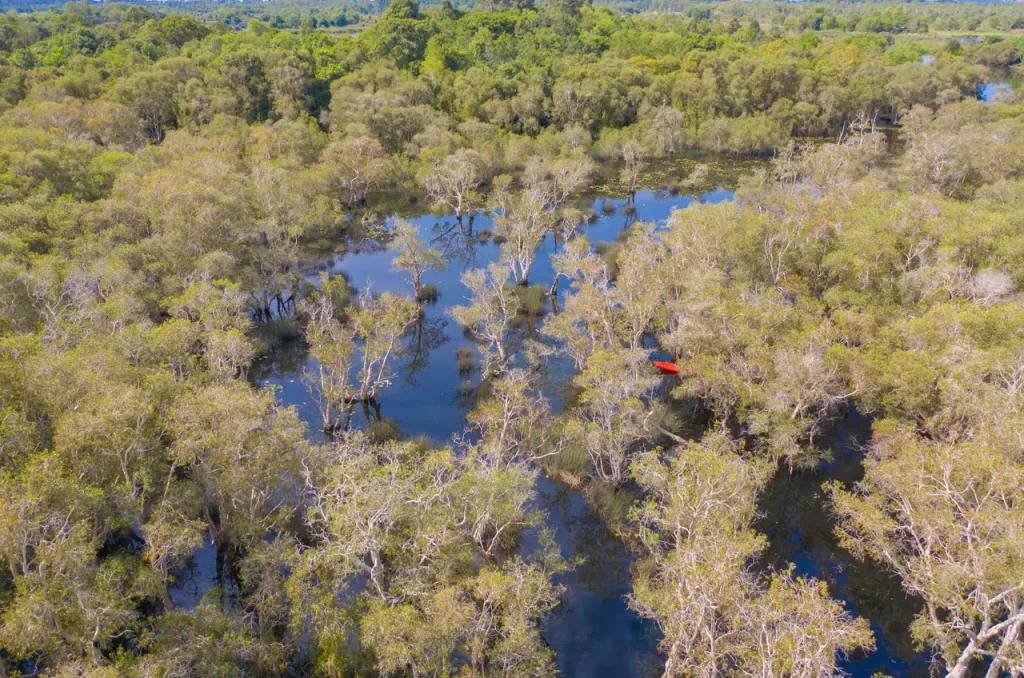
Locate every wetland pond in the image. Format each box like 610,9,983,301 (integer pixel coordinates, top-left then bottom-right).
977,67,1019,104
177,183,932,677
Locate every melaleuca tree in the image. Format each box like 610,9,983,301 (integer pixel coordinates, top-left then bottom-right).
522,153,596,209
302,281,357,433
450,263,521,375
300,277,417,431
319,135,391,206
466,367,558,466
168,382,306,550
163,277,256,380
422,148,489,222
832,432,1024,678
390,219,446,301
351,291,419,403
542,237,618,371
492,179,557,287
291,433,564,676
0,454,140,668
631,435,873,677
563,349,661,486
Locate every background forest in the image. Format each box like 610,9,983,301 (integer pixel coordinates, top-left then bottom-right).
1,0,1024,676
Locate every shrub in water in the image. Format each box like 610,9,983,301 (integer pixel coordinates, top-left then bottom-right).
595,242,622,280
601,201,616,215
251,318,303,352
418,284,439,304
515,284,548,318
368,417,402,443
455,347,474,374
540,444,590,486
409,435,433,453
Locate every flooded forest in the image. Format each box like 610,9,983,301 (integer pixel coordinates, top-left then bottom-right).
1,1,1024,676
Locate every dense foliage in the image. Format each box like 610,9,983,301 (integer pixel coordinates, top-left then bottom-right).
1,0,1023,676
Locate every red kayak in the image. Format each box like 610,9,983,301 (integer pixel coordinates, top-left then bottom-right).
653,360,680,375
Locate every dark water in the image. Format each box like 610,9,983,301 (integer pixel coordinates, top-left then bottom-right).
176,187,926,677
757,408,931,678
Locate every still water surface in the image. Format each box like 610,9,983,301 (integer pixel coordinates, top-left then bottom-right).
979,81,1014,104
255,189,727,676
177,187,930,677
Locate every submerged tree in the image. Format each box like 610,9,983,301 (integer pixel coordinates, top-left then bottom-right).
302,284,357,432
423,148,488,222
631,435,873,677
832,433,1024,678
168,381,306,550
563,349,660,486
620,139,647,198
523,153,596,209
321,135,390,205
390,219,446,301
351,291,419,403
302,278,416,430
466,367,558,467
493,184,556,287
450,263,521,375
293,433,565,675
542,237,618,371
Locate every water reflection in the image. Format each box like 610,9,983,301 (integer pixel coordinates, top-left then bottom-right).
756,407,930,678
247,188,729,675
536,476,663,677
251,188,734,442
401,314,450,387
978,81,1014,104
240,186,924,677
169,536,239,610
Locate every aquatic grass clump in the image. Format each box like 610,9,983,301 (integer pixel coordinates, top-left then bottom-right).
620,202,636,217
409,434,433,453
367,417,402,443
601,200,616,215
582,208,599,225
455,347,474,374
455,381,474,398
250,318,303,352
595,241,622,280
477,228,494,242
515,284,549,318
540,445,590,487
492,233,508,245
417,284,439,304
586,482,641,533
